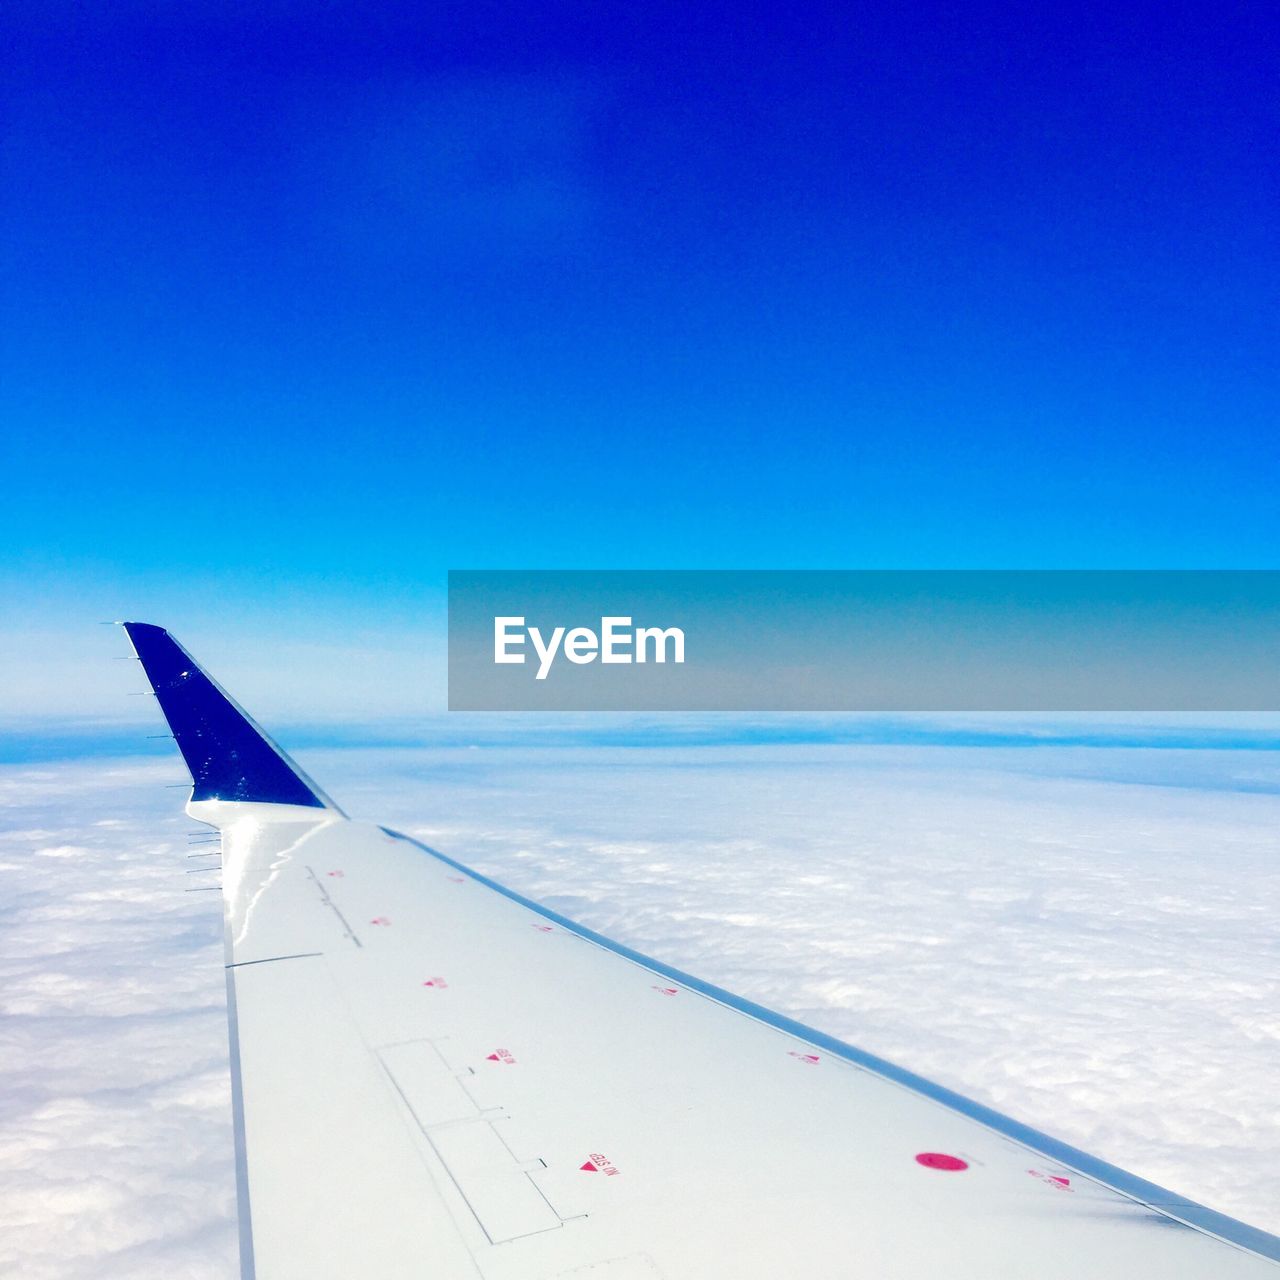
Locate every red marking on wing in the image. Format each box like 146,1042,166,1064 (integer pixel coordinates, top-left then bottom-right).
421,977,448,988
580,1160,598,1172
486,1049,516,1064
370,917,391,926
787,1051,820,1064
916,1152,968,1172
532,924,554,932
652,986,678,996
446,875,466,883
326,870,344,878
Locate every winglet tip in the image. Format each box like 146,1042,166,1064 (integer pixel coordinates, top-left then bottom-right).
120,623,337,812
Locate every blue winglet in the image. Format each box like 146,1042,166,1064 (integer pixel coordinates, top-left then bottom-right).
122,622,336,810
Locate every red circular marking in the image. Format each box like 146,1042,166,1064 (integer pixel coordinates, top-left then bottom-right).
915,1152,968,1171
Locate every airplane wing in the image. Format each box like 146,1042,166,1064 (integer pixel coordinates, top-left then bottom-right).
122,622,1280,1279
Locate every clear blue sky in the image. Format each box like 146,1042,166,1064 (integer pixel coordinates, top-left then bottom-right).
1,2,1277,717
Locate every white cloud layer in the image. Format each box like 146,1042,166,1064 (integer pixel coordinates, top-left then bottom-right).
2,739,1278,1276
0,760,236,1279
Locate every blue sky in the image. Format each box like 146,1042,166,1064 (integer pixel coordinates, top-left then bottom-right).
2,2,1277,715
4,15,1280,1264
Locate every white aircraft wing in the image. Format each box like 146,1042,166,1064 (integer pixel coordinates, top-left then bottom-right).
122,622,1280,1279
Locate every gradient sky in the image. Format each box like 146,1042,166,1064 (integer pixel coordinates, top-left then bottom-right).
2,2,1277,713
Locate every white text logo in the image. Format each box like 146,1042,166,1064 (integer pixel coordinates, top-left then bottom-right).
494,616,685,680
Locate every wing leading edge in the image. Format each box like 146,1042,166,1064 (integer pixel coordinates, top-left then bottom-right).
123,623,1280,1279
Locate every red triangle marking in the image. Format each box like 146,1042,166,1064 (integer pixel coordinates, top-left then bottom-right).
580,1160,598,1172
487,1053,500,1061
